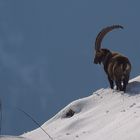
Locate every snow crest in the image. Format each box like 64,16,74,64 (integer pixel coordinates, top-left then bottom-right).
3,76,140,140
22,76,140,140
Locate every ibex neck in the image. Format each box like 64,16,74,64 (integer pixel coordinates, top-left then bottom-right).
103,53,112,73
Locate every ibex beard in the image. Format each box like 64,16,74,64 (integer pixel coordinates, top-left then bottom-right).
94,25,131,92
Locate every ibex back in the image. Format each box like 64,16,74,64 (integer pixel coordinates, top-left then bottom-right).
94,25,131,92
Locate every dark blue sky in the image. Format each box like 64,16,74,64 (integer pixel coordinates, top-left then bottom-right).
0,0,140,135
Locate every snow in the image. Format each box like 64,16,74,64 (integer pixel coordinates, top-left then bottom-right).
2,76,140,140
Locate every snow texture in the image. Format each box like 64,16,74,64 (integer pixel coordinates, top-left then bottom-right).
2,76,140,140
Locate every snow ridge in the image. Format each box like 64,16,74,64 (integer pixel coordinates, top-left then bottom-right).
3,76,140,140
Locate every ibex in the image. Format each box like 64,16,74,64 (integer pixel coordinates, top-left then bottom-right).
94,25,131,92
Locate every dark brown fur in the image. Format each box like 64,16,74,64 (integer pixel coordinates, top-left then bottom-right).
94,25,131,92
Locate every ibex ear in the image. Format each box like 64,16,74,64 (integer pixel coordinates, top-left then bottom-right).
94,49,100,55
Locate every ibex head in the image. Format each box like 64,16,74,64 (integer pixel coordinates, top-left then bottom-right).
94,25,124,64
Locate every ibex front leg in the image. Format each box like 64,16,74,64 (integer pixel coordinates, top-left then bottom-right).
107,75,114,89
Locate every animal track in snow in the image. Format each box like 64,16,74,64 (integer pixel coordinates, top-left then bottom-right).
121,109,126,112
129,103,136,108
106,110,109,113
75,135,79,138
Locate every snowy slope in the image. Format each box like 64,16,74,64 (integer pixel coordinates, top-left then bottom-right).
22,76,140,140
3,76,140,140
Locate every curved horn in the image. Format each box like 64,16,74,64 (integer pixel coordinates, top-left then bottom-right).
95,25,124,51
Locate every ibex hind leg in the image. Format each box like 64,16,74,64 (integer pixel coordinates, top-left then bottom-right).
115,80,123,91
122,74,130,92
